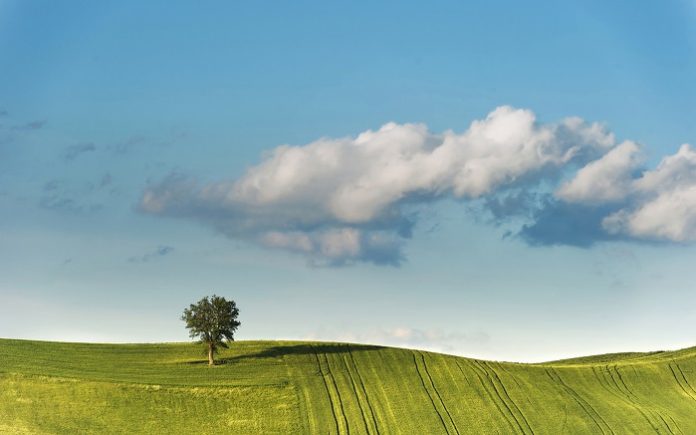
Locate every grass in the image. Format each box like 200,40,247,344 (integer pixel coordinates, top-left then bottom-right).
1,339,696,433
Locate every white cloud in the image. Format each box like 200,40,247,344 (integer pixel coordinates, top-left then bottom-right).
140,106,616,265
599,145,696,242
139,105,696,260
556,142,696,242
633,144,696,193
603,186,696,241
556,140,642,204
218,106,608,224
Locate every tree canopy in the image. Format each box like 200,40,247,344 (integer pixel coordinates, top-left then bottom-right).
182,295,240,365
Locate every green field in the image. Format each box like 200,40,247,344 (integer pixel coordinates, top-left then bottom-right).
1,339,696,433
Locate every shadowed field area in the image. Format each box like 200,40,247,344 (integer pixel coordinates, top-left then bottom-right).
1,338,696,433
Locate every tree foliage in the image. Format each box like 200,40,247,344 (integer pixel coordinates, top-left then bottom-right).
182,295,240,365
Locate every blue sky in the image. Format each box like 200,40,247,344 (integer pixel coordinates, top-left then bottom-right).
1,1,696,361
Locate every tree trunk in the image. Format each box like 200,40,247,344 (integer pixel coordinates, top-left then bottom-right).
208,342,214,366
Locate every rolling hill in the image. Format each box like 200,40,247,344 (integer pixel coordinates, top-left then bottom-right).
1,338,695,434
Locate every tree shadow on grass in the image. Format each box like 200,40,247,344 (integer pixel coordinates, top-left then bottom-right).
186,343,383,365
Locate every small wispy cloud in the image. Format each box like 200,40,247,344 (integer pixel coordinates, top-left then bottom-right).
63,143,96,161
108,135,147,155
12,120,46,131
39,179,103,214
128,245,175,263
108,131,186,155
99,173,113,188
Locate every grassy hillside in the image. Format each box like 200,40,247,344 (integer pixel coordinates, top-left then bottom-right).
1,339,696,434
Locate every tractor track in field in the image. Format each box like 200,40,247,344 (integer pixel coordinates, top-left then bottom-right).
342,353,376,435
674,363,696,394
614,365,676,434
412,353,453,434
497,363,524,389
670,362,696,402
347,351,380,435
498,363,540,427
316,352,350,434
668,416,685,435
666,363,695,434
454,360,474,389
463,360,523,434
658,415,678,435
544,368,613,435
314,352,341,434
482,362,534,435
607,365,671,434
455,361,515,429
340,355,369,434
420,353,460,435
473,361,532,435
591,366,663,434
325,354,351,435
456,360,518,433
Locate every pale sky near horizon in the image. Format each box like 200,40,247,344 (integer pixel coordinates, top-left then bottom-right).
2,1,696,362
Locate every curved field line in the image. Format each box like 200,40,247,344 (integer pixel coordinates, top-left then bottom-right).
664,363,694,434
360,351,400,434
462,360,521,433
420,353,461,435
498,363,524,389
615,365,674,434
657,414,677,435
347,351,380,435
411,353,450,434
483,362,534,434
667,362,696,432
322,353,350,434
544,368,613,435
673,363,696,397
455,360,516,432
314,352,341,434
444,358,473,390
668,363,696,402
591,365,647,423
473,361,527,435
668,415,685,435
598,365,659,433
341,354,372,434
609,365,669,434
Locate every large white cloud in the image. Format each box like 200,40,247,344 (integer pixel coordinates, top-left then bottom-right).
599,144,696,241
142,106,696,264
193,106,612,224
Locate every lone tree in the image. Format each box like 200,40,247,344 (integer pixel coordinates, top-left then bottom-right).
182,295,240,365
